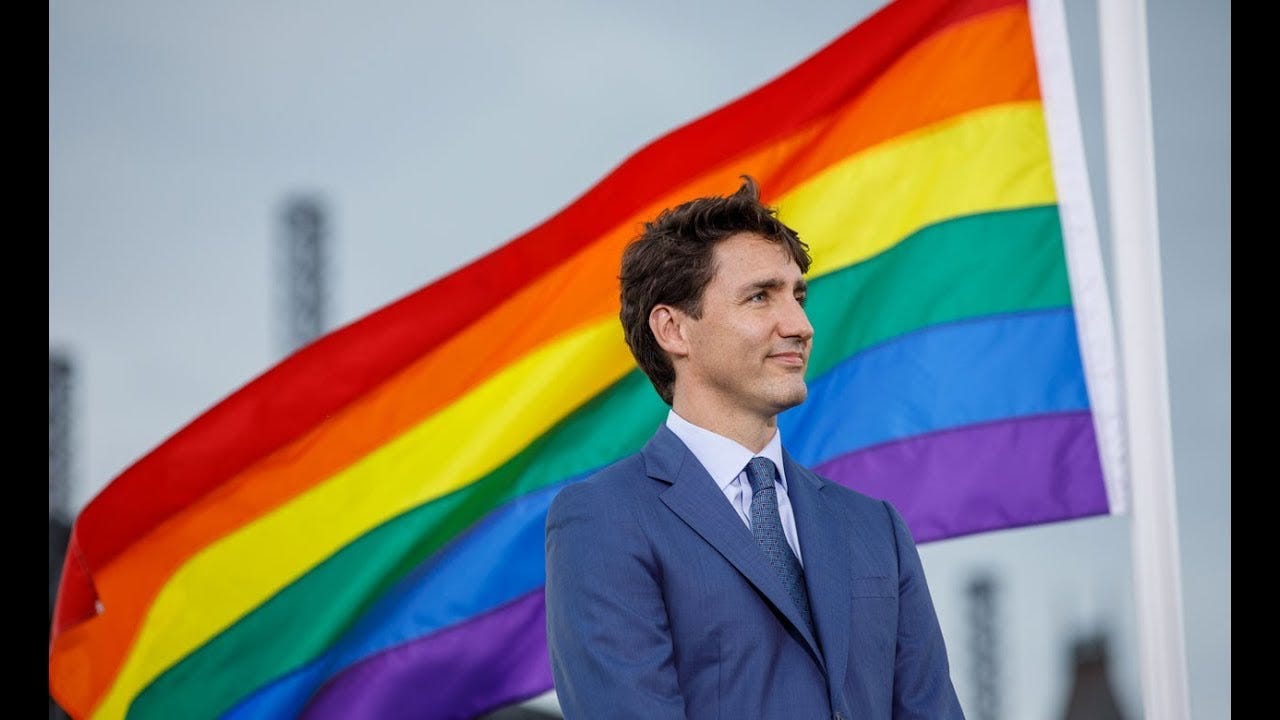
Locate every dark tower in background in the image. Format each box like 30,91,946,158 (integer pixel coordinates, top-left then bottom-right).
1060,631,1128,720
280,196,329,356
966,572,999,720
49,351,74,720
49,352,73,526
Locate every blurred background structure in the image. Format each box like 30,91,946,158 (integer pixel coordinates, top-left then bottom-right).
49,353,73,720
49,0,1228,717
278,195,330,356
966,573,1000,720
1060,632,1128,720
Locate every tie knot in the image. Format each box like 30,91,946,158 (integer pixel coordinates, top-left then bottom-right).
744,457,779,493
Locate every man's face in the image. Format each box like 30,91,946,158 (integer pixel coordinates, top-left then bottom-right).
679,232,814,419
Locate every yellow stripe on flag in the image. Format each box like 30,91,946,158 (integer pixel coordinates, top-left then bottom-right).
786,100,1055,277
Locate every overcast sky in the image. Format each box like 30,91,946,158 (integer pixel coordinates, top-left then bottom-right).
49,1,1229,718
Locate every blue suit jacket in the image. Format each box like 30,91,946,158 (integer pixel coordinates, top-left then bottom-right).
545,425,965,719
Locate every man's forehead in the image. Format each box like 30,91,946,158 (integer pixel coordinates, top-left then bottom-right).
710,233,805,283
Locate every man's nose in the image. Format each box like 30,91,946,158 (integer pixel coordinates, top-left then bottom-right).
780,295,814,342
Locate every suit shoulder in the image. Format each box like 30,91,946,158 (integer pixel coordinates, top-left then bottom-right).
800,467,899,530
570,451,648,496
802,467,881,508
546,451,648,515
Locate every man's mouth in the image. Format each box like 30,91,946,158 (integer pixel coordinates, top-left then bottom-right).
768,351,807,367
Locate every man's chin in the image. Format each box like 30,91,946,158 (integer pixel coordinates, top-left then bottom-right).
769,384,808,412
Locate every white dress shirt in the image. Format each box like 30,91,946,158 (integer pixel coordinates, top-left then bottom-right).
664,409,803,565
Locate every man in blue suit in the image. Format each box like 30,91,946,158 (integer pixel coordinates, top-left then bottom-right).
544,176,965,719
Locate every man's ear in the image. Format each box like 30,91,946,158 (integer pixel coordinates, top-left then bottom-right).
649,304,689,358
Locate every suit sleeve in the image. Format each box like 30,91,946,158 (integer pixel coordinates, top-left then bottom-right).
884,501,967,719
544,480,686,720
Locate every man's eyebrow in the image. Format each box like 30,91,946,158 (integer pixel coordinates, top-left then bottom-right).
740,278,808,294
741,278,784,294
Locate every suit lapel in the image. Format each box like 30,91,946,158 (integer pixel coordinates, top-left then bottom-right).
645,426,826,669
784,449,851,692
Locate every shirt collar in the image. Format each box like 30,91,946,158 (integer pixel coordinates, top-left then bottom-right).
665,409,788,492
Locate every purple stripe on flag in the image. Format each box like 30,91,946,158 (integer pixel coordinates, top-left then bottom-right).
299,589,552,720
815,410,1109,543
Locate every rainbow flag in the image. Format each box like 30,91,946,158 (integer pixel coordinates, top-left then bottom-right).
49,0,1127,717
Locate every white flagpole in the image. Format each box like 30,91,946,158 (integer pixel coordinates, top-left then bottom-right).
1096,1,1192,718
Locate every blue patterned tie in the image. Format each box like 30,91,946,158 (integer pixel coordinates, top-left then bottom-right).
745,456,815,636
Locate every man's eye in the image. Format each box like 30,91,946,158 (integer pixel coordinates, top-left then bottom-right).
750,292,767,302
796,295,807,307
